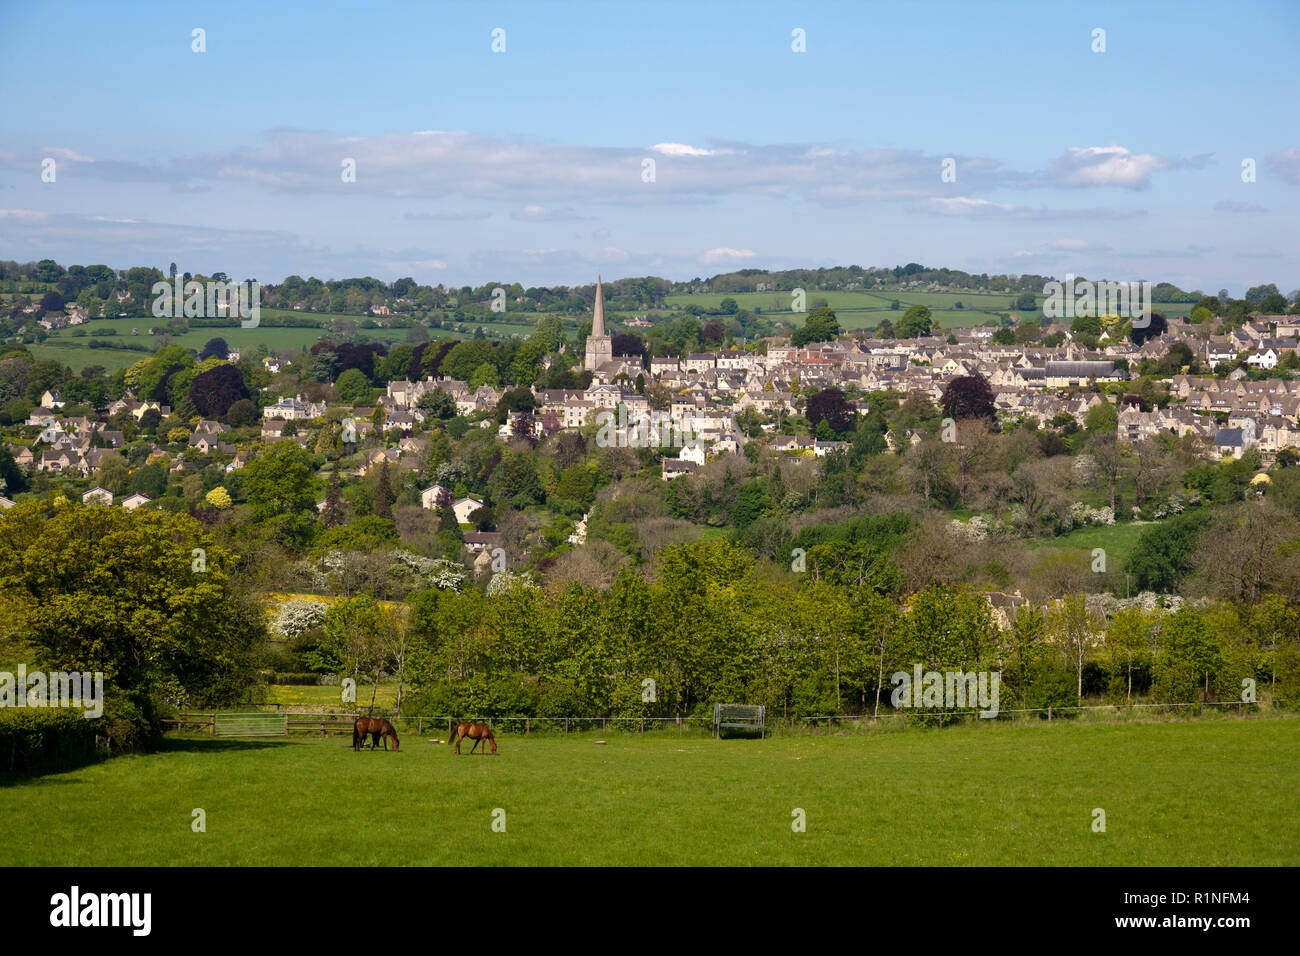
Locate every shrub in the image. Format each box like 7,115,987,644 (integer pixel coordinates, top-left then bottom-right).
0,695,151,773
269,672,322,686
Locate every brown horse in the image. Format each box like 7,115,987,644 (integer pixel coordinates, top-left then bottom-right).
353,716,400,752
448,721,497,755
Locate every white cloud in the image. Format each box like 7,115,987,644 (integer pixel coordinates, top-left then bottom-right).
911,196,1145,220
701,247,755,263
650,143,718,157
0,132,1005,208
1049,146,1168,189
913,197,1016,216
511,205,584,222
44,147,95,163
404,209,493,221
1214,200,1267,214
1268,148,1300,186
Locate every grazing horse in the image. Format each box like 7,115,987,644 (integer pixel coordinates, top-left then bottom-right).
353,716,400,752
448,721,497,755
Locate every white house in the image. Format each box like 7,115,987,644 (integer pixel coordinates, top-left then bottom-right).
81,486,113,506
263,395,325,421
453,496,484,525
420,484,451,510
679,442,708,466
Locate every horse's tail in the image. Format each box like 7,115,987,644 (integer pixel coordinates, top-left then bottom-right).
447,724,458,745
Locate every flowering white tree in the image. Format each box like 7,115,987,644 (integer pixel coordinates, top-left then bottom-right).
390,550,466,591
271,598,329,638
485,569,538,597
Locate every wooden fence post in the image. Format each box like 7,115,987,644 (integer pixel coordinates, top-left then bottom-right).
209,713,216,737
1047,707,1052,723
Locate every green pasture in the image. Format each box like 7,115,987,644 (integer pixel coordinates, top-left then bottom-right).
25,343,147,373
666,289,1197,333
30,309,563,372
1026,521,1151,572
3,717,1294,865
261,683,398,710
666,289,1023,330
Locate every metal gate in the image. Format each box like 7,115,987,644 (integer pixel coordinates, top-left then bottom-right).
213,713,288,737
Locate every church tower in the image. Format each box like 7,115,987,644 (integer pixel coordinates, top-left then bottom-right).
584,274,613,371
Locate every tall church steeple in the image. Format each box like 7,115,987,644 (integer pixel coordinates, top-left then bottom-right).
592,274,606,338
584,274,612,371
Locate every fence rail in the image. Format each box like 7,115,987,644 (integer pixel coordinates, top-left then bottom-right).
159,699,1288,738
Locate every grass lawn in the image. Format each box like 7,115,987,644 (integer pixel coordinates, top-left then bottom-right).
3,717,1294,866
1026,521,1151,572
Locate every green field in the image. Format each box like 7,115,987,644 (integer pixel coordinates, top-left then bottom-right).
666,289,1025,330
665,289,1197,333
29,310,563,372
262,683,397,709
1026,521,1151,571
3,717,1294,865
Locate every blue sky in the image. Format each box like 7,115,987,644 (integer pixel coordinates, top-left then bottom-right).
1,0,1297,294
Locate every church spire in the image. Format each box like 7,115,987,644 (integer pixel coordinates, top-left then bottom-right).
592,274,605,338
584,274,612,372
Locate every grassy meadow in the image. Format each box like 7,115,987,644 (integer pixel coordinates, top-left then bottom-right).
261,683,398,710
3,717,1294,866
665,289,1198,334
666,288,1025,330
1025,521,1151,572
29,310,562,372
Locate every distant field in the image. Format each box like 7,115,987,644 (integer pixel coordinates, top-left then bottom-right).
3,718,1294,865
28,310,561,371
1026,521,1151,572
665,289,1025,330
262,683,397,710
666,289,1197,332
27,342,149,373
